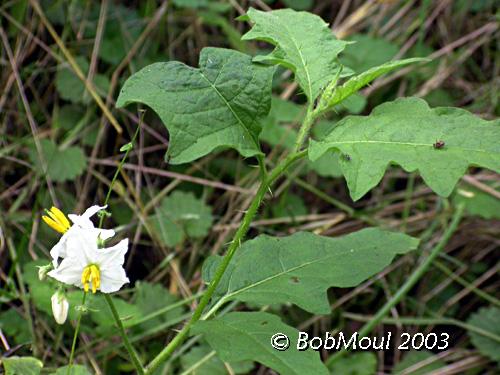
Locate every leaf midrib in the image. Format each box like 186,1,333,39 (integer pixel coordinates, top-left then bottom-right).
198,70,260,149
280,20,313,100
223,246,375,302
322,140,497,155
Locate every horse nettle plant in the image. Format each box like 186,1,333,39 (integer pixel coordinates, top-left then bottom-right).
31,7,499,375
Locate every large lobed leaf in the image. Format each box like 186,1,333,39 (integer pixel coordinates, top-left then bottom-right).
116,47,274,164
203,228,419,314
193,312,328,375
309,97,500,200
241,8,348,101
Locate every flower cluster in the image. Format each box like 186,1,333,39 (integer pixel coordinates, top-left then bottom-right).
41,205,129,324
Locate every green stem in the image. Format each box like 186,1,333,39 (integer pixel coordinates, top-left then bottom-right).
326,203,465,366
98,123,144,373
144,151,307,374
98,124,141,228
67,292,87,374
292,104,315,153
104,294,145,374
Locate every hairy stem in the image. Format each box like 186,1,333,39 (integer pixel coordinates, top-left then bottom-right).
326,203,465,365
144,150,307,374
292,104,316,153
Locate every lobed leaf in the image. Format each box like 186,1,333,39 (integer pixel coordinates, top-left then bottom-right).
116,47,274,164
309,97,500,200
318,58,428,114
202,228,419,314
28,139,87,182
240,8,349,101
149,191,213,247
193,312,328,375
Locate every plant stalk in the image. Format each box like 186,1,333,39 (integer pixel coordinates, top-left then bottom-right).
104,294,145,374
144,150,307,374
67,292,87,374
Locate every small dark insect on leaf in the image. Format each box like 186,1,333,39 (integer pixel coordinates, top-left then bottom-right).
342,153,351,161
433,140,445,149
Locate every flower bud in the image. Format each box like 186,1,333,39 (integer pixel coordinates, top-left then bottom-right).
51,291,69,325
38,264,53,281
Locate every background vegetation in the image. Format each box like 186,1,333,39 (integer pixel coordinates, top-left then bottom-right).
1,0,499,374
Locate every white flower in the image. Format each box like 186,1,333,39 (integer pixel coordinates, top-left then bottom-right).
51,290,69,324
43,205,115,267
47,230,130,294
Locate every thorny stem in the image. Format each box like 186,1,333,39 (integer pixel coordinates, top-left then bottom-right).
145,150,307,374
67,292,87,375
326,203,465,366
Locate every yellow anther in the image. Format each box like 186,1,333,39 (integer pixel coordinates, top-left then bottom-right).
42,207,71,234
81,264,100,294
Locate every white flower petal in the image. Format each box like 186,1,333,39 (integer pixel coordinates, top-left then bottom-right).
49,232,69,267
100,267,129,293
68,205,106,229
48,257,83,287
82,205,107,219
97,239,129,269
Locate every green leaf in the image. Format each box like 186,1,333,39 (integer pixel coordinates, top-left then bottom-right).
181,343,254,375
50,365,92,375
318,58,428,114
2,357,43,375
28,139,87,182
116,47,274,164
328,352,377,375
307,152,342,178
241,8,348,101
467,306,500,361
454,186,500,219
55,56,109,104
0,309,31,345
99,4,144,65
309,97,500,200
193,312,328,375
87,294,141,334
131,281,184,331
392,350,446,375
149,191,213,247
203,228,419,314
